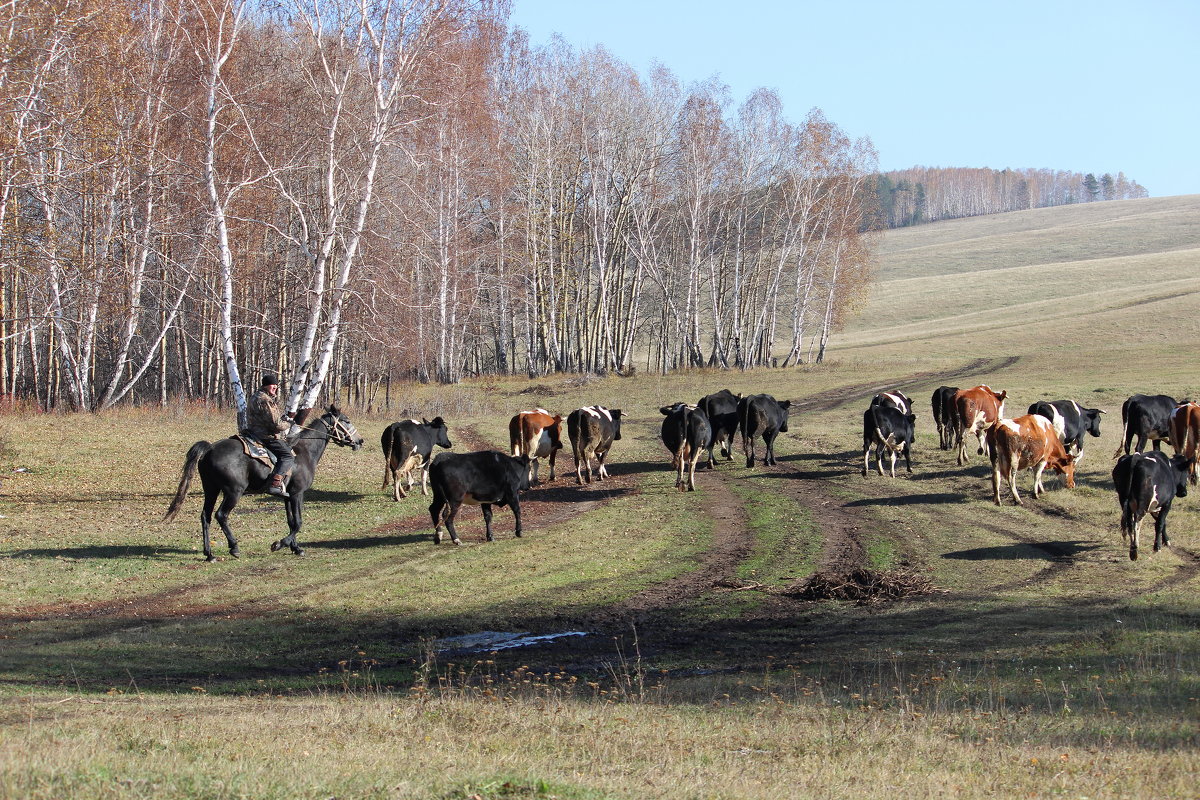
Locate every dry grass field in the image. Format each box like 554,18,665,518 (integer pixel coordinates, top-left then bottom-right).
2,195,1200,799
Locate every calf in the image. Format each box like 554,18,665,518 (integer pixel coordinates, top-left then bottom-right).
566,405,623,484
986,414,1076,505
428,450,530,545
1113,394,1178,457
738,393,791,467
931,386,960,451
509,408,563,484
1027,400,1104,464
1112,450,1190,560
954,385,1007,465
698,389,742,468
862,404,916,478
380,417,452,501
1167,401,1200,484
660,403,712,492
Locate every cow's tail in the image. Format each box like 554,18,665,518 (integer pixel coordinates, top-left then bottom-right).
381,426,396,488
1112,400,1132,459
164,441,211,522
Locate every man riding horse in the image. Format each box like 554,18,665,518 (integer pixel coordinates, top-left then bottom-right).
246,373,294,497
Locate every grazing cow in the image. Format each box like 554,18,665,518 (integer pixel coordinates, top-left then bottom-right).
566,405,623,484
428,451,530,545
1113,394,1179,457
738,393,791,467
1112,450,1190,560
986,414,1076,506
870,390,914,415
953,385,1007,466
380,417,453,501
660,403,712,492
698,389,742,468
1167,401,1200,484
508,408,563,484
931,386,960,451
1027,400,1105,464
862,404,916,478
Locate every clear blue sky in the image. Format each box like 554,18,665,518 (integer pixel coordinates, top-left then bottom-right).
508,1,1199,198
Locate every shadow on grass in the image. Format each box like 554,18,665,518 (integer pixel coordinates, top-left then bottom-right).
943,540,1103,561
845,492,966,507
5,545,195,559
307,532,428,549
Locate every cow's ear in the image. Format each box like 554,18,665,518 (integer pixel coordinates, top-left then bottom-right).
660,406,672,415
612,409,622,418
780,400,791,409
422,417,429,424
908,413,918,423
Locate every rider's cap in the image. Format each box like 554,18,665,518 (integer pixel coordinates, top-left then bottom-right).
261,373,280,387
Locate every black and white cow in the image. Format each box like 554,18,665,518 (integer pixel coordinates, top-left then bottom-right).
1113,394,1179,457
738,393,791,467
698,389,742,468
870,390,913,415
428,450,530,545
380,417,453,501
1112,450,1190,560
660,403,712,492
862,404,916,478
1027,400,1105,463
931,386,959,451
566,405,623,484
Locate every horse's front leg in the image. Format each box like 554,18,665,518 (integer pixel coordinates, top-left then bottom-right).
271,495,305,555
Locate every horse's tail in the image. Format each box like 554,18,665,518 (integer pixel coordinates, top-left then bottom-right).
164,441,212,521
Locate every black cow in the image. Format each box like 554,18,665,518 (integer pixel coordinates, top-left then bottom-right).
931,386,959,451
566,405,623,484
380,417,453,501
862,404,916,478
428,451,530,545
1027,400,1104,463
660,403,712,491
738,394,791,467
698,389,742,468
1112,450,1190,560
1114,394,1179,457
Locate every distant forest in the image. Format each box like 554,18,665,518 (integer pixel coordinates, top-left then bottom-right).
867,167,1149,228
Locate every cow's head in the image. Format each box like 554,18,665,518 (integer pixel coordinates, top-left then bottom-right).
1052,452,1077,489
512,454,532,492
429,416,452,449
610,409,623,440
1083,408,1104,438
778,399,792,433
548,415,564,449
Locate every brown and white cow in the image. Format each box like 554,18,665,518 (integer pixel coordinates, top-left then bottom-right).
1168,401,1200,484
986,414,1076,506
508,408,563,484
954,385,1007,465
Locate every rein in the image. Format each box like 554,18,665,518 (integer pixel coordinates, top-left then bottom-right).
288,415,358,447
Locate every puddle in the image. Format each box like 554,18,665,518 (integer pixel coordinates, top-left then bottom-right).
435,630,588,653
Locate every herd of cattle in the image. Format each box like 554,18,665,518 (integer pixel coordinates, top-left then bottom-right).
379,387,1200,562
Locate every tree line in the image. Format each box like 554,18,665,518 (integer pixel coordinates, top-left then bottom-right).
0,0,879,414
869,167,1148,228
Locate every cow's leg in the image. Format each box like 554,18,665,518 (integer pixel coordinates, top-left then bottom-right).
381,457,394,491
956,430,968,466
686,447,701,491
991,464,1003,505
429,494,447,544
903,442,913,473
862,441,872,477
744,431,755,468
764,430,778,466
530,456,540,485
212,488,243,559
1007,456,1023,505
574,448,584,485
1129,510,1143,560
596,449,608,481
481,503,495,542
1153,509,1170,553
1032,462,1047,498
675,448,687,491
444,500,464,546
887,447,897,478
420,463,430,496
511,496,523,537
548,448,557,482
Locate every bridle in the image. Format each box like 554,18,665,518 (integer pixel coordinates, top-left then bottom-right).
292,413,361,448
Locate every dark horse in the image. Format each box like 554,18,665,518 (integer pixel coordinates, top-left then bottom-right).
165,404,364,561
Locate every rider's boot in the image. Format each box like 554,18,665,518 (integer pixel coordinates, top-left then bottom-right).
267,473,290,498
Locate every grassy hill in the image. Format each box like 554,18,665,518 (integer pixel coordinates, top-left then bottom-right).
3,196,1200,799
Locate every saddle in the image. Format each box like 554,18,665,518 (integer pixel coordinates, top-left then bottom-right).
234,432,277,467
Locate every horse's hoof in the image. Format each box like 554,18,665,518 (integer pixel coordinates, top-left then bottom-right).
270,540,283,552
292,548,305,556
205,555,216,563
230,549,240,559
452,539,464,546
